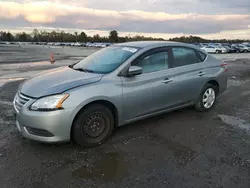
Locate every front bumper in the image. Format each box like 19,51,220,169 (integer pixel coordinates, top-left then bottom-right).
14,101,74,143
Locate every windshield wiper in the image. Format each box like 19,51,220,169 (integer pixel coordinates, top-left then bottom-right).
68,63,76,68
73,68,94,73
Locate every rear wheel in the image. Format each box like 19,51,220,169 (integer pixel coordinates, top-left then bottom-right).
195,84,218,112
72,104,114,147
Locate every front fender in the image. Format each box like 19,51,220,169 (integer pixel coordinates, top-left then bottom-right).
62,80,123,127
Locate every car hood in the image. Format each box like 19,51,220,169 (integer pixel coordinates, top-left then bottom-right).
20,66,103,98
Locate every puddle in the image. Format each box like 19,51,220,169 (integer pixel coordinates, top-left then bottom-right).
150,134,198,167
72,152,129,182
164,139,198,167
218,114,250,132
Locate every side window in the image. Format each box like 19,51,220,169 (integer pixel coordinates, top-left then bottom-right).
172,47,202,68
136,51,169,73
197,51,206,61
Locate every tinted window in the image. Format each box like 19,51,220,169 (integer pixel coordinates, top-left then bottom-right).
73,46,138,73
136,51,169,73
172,47,201,67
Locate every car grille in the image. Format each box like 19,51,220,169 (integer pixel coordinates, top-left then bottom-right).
14,92,31,112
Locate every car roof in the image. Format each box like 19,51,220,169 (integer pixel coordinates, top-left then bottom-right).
114,41,196,49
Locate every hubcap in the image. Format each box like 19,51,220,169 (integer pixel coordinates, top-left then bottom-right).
82,112,107,138
203,88,216,109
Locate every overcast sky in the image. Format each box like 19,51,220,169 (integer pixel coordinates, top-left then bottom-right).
0,0,250,39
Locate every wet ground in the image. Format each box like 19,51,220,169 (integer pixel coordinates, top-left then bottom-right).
0,46,250,187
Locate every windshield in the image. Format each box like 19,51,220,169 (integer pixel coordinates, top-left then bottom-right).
73,46,139,74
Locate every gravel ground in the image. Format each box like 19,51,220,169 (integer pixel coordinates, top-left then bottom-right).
0,45,250,188
0,44,97,64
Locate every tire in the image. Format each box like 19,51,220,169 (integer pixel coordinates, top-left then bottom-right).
72,104,114,147
195,84,218,112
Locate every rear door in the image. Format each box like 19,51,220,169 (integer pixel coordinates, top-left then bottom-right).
167,47,208,103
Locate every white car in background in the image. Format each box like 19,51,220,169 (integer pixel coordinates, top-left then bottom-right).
74,42,81,47
201,46,218,53
86,43,94,47
214,46,228,53
201,46,229,54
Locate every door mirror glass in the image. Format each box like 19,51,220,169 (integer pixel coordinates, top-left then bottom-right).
127,66,142,76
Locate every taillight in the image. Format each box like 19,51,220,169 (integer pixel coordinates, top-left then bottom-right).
221,63,228,72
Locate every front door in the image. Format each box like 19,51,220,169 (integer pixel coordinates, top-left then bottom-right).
121,48,174,122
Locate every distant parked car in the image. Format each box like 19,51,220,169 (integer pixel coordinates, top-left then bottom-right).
196,44,204,48
73,42,81,47
230,46,241,53
239,45,250,52
231,44,244,53
99,43,108,48
223,46,237,53
80,43,86,47
212,45,228,53
232,44,250,53
201,46,221,53
218,46,228,53
242,42,250,45
86,43,94,47
13,41,228,147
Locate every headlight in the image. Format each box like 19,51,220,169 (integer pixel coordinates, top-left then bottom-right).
30,94,69,111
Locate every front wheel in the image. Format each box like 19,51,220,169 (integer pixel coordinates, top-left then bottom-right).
72,104,114,147
195,84,217,112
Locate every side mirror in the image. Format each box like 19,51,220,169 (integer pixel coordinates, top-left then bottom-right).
127,66,142,77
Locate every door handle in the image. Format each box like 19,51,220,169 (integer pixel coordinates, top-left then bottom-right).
162,78,173,84
198,71,206,76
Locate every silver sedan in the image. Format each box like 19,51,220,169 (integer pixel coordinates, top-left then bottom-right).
13,41,228,147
